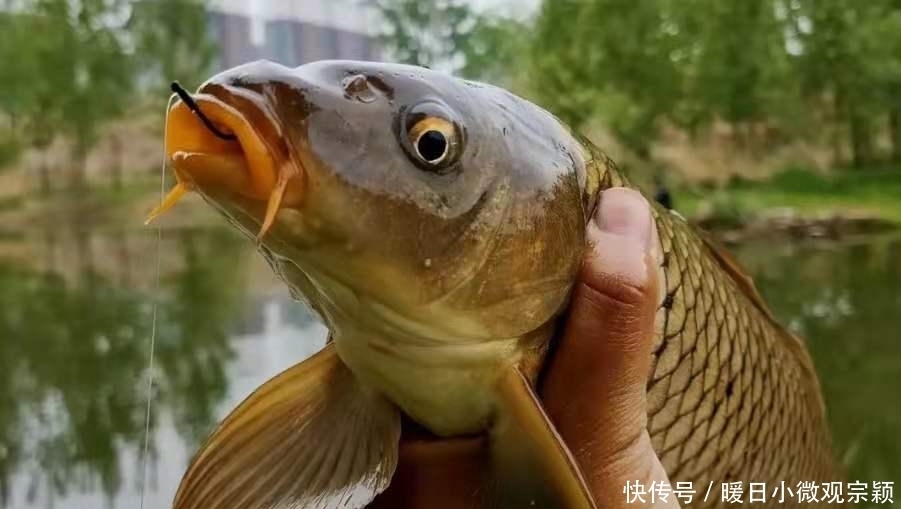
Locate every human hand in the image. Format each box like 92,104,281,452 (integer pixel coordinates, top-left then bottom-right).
370,187,677,508
539,186,677,508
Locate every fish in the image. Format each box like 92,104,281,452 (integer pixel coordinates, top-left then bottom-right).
149,59,846,509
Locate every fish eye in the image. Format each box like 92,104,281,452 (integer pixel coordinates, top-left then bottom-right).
399,101,462,172
410,119,453,164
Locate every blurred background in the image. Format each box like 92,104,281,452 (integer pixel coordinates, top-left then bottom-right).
0,0,898,508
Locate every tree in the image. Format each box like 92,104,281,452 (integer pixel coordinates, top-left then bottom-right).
21,0,134,190
0,8,68,189
0,0,219,192
119,0,216,188
367,0,479,72
456,14,530,88
127,0,217,95
0,11,28,170
529,0,686,158
0,228,246,502
687,0,798,152
525,0,901,168
785,0,897,167
861,3,901,164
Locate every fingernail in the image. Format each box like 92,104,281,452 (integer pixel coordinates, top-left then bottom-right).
595,188,655,251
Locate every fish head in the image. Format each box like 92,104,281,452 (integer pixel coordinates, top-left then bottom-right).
156,59,594,346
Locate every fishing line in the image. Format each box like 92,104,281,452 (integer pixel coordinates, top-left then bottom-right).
138,91,178,509
170,81,237,141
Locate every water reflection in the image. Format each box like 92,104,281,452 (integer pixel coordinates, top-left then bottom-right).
0,260,157,507
0,226,321,509
0,228,898,508
731,235,901,496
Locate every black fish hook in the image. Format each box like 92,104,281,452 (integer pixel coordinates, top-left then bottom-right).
170,81,237,141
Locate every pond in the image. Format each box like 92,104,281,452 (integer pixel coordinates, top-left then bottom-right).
0,221,898,509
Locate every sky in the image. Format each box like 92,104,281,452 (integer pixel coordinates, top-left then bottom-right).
469,0,539,15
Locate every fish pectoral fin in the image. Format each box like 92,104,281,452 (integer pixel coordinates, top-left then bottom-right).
172,342,401,509
487,365,598,509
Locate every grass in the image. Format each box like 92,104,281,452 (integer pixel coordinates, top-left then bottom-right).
674,167,901,224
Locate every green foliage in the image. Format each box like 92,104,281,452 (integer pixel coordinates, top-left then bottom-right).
0,0,218,187
0,6,67,152
783,0,896,165
370,0,901,169
528,0,688,156
681,166,901,224
689,0,797,133
367,0,476,71
700,190,755,229
41,0,134,160
457,14,530,87
521,0,810,155
0,227,247,499
767,167,901,197
763,167,835,194
0,142,20,171
126,0,216,94
1,0,899,189
368,0,530,88
525,1,596,129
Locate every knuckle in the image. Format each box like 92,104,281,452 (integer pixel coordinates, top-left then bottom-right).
577,265,649,312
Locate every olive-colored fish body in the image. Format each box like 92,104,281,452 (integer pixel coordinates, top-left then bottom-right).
641,196,845,508
151,59,844,509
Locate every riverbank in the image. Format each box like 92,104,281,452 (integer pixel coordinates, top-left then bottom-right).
671,167,901,242
0,166,898,244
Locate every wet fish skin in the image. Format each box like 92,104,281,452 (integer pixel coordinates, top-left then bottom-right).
161,59,603,509
155,59,846,509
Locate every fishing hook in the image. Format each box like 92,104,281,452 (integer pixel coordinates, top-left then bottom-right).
170,81,237,141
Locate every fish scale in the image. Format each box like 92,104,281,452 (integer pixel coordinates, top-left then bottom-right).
601,167,848,508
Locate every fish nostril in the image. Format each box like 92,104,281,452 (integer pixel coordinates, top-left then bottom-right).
341,74,377,104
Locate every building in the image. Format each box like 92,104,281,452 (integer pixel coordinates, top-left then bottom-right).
206,0,382,71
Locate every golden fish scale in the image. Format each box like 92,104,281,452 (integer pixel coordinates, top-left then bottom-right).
645,201,844,508
581,151,844,508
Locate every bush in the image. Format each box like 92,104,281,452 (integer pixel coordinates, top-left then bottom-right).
696,189,754,229
0,135,22,171
767,167,834,194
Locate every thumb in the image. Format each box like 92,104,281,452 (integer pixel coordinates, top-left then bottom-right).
541,187,663,494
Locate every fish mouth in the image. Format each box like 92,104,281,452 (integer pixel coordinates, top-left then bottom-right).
146,83,306,240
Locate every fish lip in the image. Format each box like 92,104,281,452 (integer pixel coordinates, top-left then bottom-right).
161,82,310,241
164,83,299,202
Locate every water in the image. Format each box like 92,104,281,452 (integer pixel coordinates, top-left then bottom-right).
0,224,897,509
730,235,901,492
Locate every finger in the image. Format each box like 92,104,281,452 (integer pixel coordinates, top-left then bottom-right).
541,187,663,480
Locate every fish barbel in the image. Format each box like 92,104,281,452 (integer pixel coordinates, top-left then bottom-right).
149,60,846,509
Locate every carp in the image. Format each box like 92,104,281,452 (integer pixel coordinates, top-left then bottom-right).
149,60,843,509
